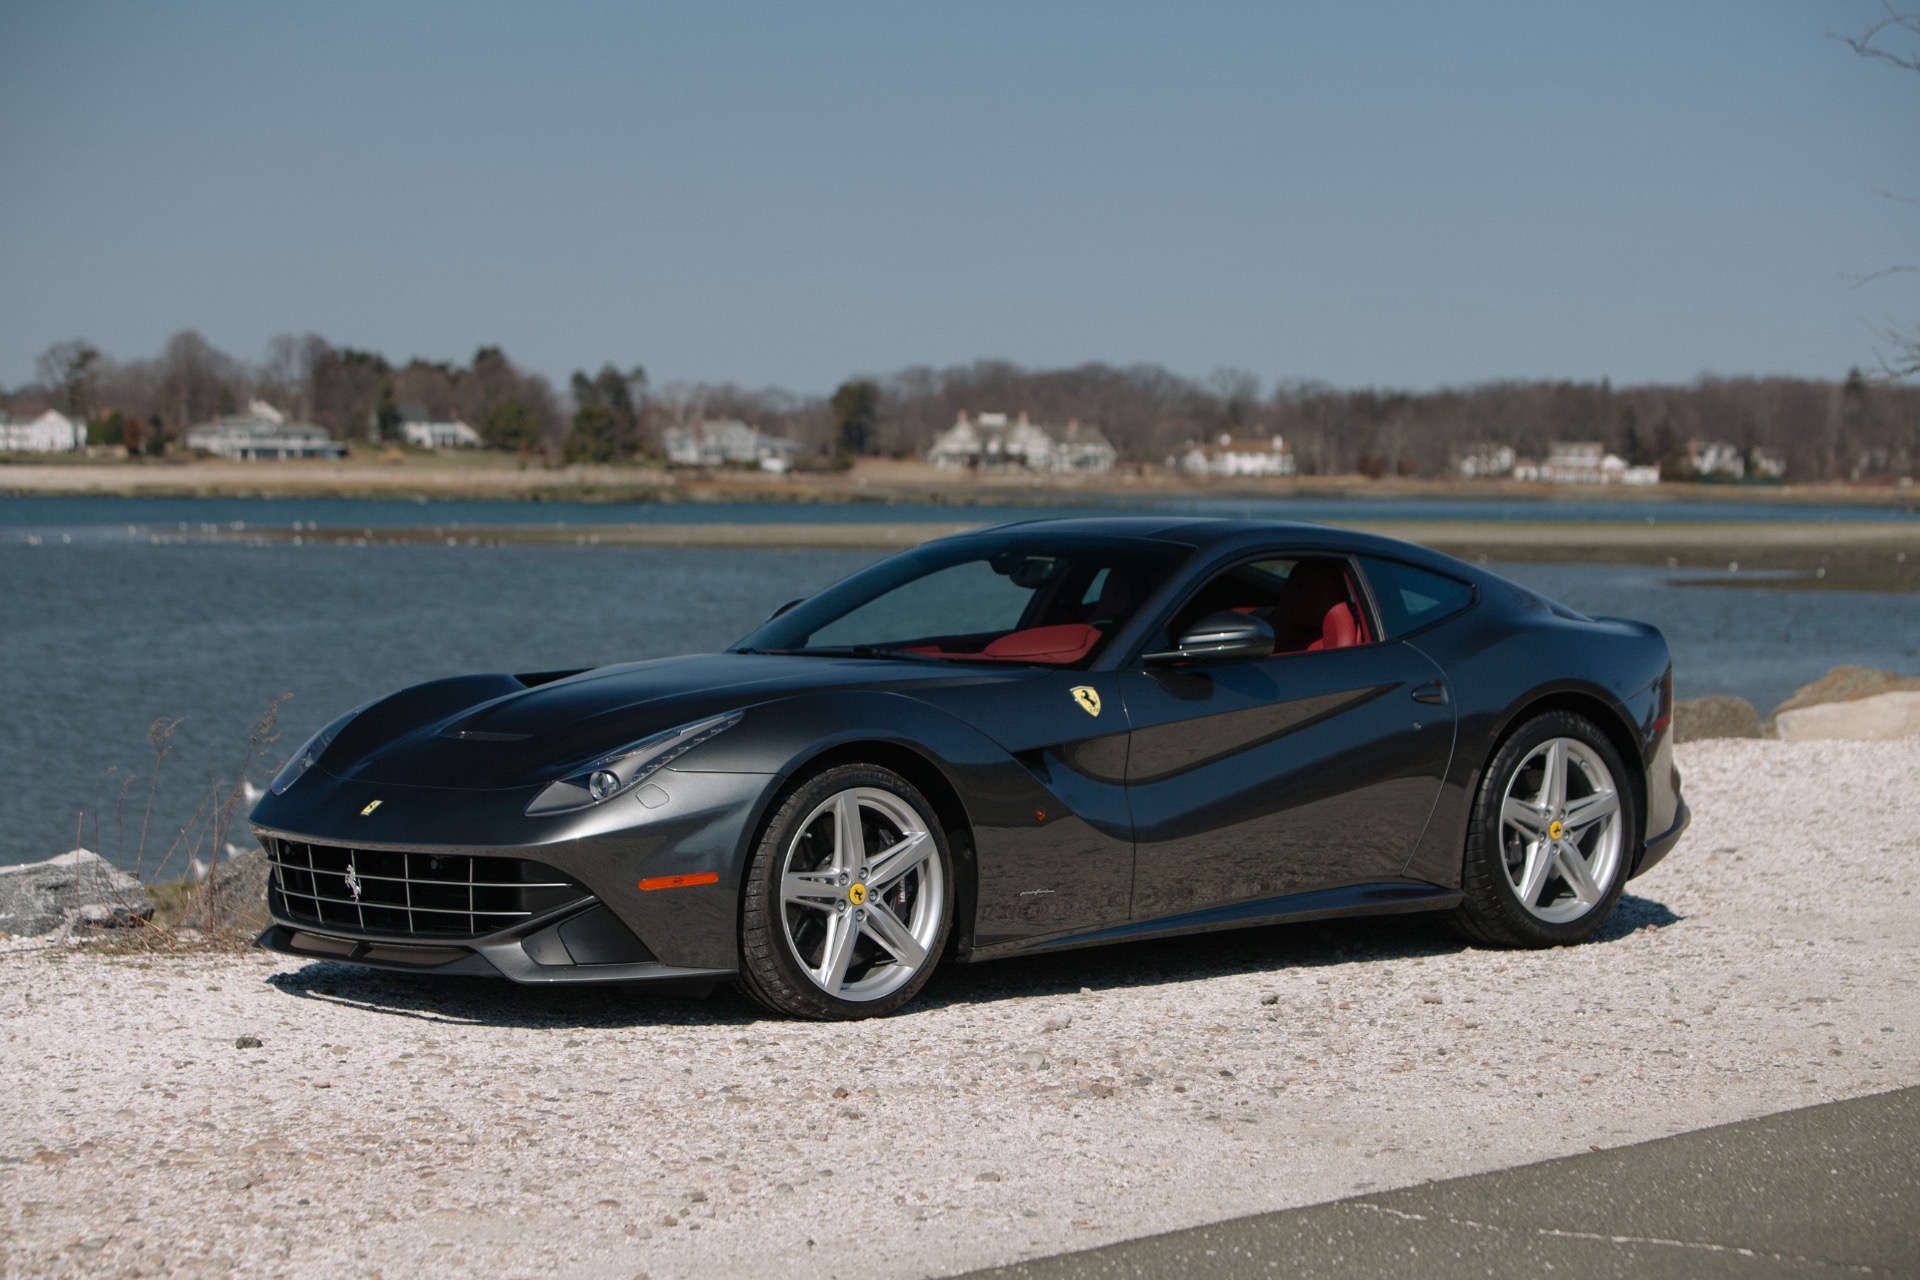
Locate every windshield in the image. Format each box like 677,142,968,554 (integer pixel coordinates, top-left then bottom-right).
735,533,1193,667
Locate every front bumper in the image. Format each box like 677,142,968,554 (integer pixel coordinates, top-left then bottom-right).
256,897,734,987
249,765,778,972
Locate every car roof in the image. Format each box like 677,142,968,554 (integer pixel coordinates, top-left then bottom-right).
948,514,1460,566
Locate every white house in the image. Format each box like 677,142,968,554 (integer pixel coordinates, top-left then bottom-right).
925,411,1117,473
397,406,482,449
661,419,801,471
1513,440,1659,485
1178,433,1296,478
1689,440,1746,480
1455,443,1516,479
1540,441,1606,484
185,403,345,460
0,409,85,453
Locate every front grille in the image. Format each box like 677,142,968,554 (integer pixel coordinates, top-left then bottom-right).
266,838,587,939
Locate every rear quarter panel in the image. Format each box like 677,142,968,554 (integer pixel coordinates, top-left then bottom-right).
1396,571,1674,887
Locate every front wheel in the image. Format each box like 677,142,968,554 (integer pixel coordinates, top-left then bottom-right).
738,763,953,1019
1453,711,1636,947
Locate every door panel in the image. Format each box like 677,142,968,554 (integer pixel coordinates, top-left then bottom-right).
1121,640,1455,919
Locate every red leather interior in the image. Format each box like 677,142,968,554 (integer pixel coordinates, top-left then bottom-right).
980,622,1102,664
1306,602,1360,651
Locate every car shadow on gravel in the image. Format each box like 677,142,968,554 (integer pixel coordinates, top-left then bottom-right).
915,893,1683,1012
261,894,1681,1028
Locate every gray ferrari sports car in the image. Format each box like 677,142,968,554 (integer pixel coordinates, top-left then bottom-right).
251,517,1688,1019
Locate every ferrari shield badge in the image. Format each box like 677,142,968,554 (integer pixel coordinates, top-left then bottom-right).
360,799,383,816
1070,686,1101,717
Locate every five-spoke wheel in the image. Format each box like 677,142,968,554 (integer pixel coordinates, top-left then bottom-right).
739,764,953,1018
1496,736,1624,923
1455,711,1636,946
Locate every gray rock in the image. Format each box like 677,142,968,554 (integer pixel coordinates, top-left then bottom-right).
1770,665,1920,718
0,849,151,938
1673,695,1762,743
1774,691,1920,741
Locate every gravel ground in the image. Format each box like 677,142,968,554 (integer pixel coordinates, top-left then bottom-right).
4,738,1917,1279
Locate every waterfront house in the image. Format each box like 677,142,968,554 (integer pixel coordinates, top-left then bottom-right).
1690,440,1747,480
1178,434,1296,479
397,406,482,449
925,411,1117,473
1455,443,1516,479
0,409,85,453
661,419,801,471
1513,441,1657,485
185,401,345,460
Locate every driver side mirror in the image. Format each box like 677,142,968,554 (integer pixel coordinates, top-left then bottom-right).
1143,611,1275,665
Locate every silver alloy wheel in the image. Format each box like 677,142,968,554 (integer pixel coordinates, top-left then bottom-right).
777,786,944,1003
1497,737,1623,923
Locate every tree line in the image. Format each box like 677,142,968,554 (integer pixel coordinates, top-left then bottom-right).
849,361,1918,483
7,333,1917,481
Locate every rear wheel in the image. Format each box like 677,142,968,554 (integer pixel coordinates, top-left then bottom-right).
738,763,952,1019
1453,711,1635,947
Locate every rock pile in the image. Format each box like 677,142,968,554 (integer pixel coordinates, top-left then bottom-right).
1674,665,1920,743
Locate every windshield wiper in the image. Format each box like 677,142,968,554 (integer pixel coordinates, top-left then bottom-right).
786,645,948,663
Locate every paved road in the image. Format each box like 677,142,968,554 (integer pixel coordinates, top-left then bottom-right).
960,1087,1920,1279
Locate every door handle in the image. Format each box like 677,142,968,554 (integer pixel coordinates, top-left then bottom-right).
1411,680,1447,705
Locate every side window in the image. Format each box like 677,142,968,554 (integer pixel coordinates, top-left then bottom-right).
1359,557,1475,637
1163,555,1375,655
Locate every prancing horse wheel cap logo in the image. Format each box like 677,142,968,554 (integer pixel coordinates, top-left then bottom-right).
1070,686,1101,717
1548,818,1564,840
848,883,868,906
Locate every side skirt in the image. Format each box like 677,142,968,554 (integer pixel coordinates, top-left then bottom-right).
966,880,1462,962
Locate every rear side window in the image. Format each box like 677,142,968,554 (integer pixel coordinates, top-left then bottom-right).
1359,557,1475,637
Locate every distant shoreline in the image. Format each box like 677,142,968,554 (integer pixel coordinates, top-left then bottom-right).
3,456,1918,511
182,517,1920,592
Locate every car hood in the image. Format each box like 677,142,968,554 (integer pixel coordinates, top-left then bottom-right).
324,651,1037,790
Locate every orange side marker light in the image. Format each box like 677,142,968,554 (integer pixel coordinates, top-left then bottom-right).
638,871,720,891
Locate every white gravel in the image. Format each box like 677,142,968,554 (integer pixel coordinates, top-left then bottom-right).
5,738,1918,1279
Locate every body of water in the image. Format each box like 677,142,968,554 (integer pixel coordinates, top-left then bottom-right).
2,495,1915,871
1,491,1915,540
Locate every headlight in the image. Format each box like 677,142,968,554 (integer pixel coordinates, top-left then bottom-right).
525,710,744,816
269,701,374,795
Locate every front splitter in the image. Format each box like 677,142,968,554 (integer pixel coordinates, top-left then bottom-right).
256,922,735,987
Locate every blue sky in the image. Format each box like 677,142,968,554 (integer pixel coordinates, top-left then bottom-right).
1,1,1914,394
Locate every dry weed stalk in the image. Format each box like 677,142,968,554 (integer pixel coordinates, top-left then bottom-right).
66,697,292,951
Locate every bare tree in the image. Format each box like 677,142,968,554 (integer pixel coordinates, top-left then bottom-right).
157,331,237,436
35,339,101,418
1841,7,1920,378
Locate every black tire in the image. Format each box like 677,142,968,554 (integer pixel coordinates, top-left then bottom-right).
1452,711,1637,948
737,763,954,1020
